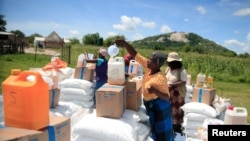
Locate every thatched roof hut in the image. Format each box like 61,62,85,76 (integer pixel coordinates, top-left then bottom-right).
44,31,64,48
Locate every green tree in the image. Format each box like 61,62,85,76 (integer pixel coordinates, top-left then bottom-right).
104,35,125,46
27,33,43,44
82,33,100,45
69,38,80,45
10,30,25,37
0,15,7,31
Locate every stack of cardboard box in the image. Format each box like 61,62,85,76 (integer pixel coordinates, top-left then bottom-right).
95,77,143,119
0,116,71,141
1,68,71,140
96,76,143,119
74,63,95,82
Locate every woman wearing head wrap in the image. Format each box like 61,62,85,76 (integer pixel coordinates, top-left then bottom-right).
86,47,108,104
115,39,173,141
165,52,187,135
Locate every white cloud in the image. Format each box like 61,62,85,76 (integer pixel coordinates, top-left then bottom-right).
113,15,142,31
113,15,156,31
142,21,156,28
247,32,250,41
243,32,250,53
107,32,118,37
242,45,250,53
69,30,80,35
224,33,250,53
132,33,144,41
234,8,250,16
160,25,172,33
224,39,245,46
197,6,207,14
184,18,190,22
223,39,249,53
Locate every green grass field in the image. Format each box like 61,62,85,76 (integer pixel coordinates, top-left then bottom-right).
1,45,250,123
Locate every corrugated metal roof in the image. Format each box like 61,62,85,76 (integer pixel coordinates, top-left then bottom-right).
0,31,15,35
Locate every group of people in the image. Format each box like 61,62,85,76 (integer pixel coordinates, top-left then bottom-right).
87,40,187,141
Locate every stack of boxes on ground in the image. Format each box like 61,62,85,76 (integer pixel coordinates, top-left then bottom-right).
95,56,143,118
181,72,248,141
71,49,152,141
1,63,71,141
182,72,222,140
0,50,152,141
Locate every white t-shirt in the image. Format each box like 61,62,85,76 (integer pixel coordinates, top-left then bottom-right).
165,68,187,85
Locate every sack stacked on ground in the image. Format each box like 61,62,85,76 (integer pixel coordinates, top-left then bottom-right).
185,85,193,103
58,78,95,108
72,109,151,141
181,102,217,139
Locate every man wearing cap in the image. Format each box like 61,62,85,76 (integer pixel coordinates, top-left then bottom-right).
165,52,187,135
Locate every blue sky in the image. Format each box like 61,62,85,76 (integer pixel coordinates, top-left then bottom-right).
1,0,250,54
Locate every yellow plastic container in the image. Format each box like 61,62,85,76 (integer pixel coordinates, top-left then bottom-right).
2,69,49,130
206,74,214,89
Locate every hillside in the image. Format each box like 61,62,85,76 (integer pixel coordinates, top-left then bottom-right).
131,32,237,57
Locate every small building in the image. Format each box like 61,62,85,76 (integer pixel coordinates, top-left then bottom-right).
34,31,70,48
34,37,45,48
0,31,27,54
44,31,64,48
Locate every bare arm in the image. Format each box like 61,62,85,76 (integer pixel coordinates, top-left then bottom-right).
114,40,137,58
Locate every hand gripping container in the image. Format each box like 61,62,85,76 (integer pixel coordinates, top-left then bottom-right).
2,69,49,130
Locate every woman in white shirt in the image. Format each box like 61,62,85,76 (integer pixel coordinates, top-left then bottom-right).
165,52,187,135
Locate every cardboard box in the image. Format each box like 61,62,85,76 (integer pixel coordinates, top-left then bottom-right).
49,88,60,108
0,126,47,141
74,67,95,81
192,87,216,105
102,83,127,112
42,115,71,141
126,77,142,111
86,63,96,70
96,83,125,119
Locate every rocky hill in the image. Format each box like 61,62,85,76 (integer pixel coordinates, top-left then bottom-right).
131,32,237,57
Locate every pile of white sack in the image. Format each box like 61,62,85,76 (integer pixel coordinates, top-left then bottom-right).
72,107,152,141
58,78,95,108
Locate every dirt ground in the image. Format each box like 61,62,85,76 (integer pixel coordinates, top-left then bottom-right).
24,47,60,56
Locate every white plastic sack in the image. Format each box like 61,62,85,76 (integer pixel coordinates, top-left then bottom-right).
184,113,208,122
58,78,93,89
60,87,94,101
183,118,204,130
181,102,217,118
73,109,150,141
